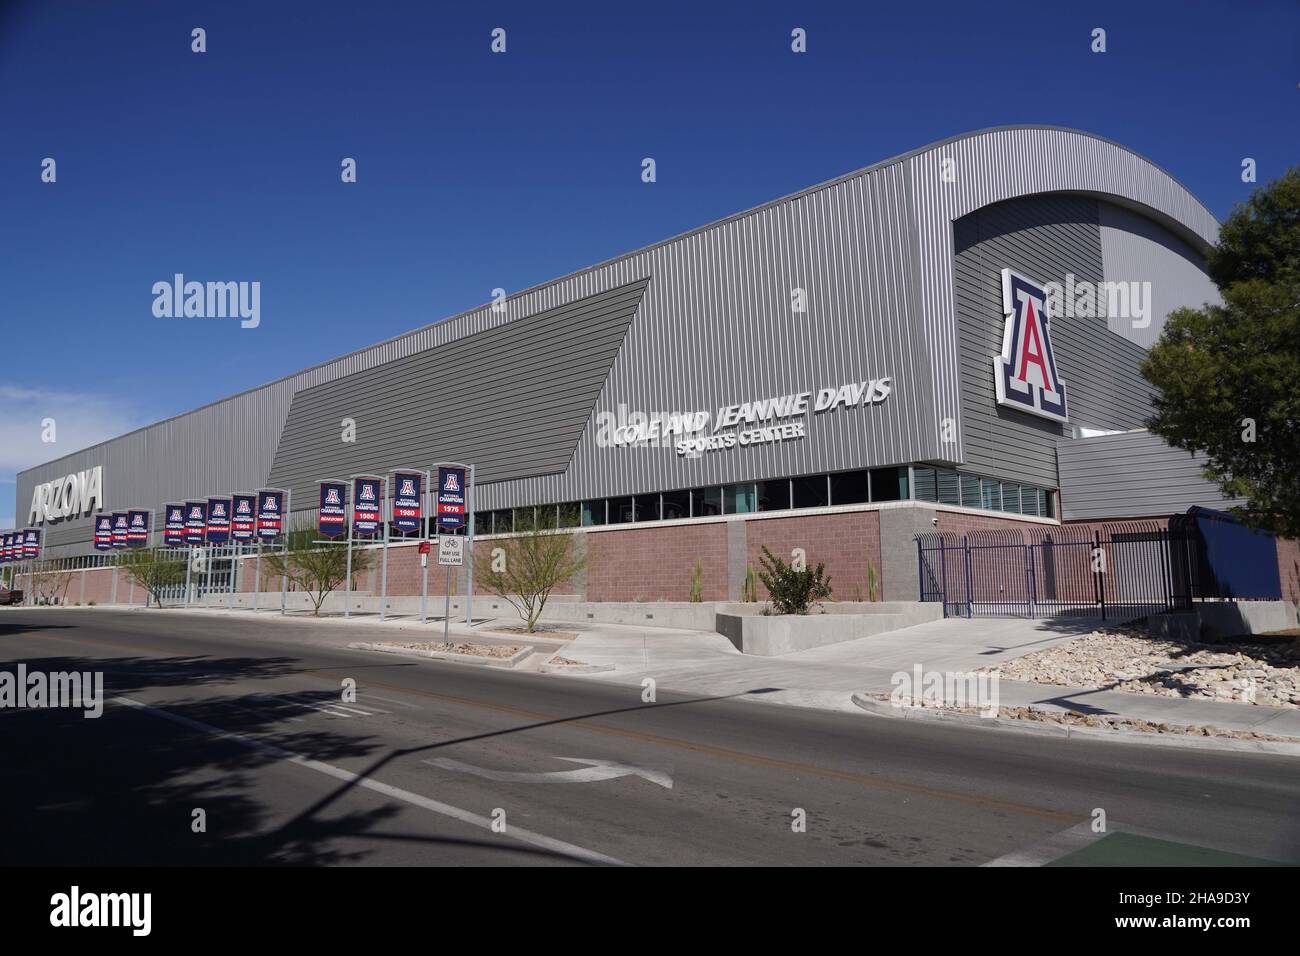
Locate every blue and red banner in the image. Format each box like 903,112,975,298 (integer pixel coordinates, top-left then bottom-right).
392,472,423,535
256,490,284,541
164,504,186,547
231,494,256,542
352,477,382,538
206,496,232,544
436,466,467,531
111,512,130,549
94,515,113,551
184,501,207,545
319,482,347,538
23,528,41,559
1,533,12,563
127,509,150,548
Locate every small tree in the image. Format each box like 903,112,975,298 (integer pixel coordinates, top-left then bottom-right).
121,549,187,608
263,529,374,616
27,562,70,606
756,545,831,615
476,509,586,632
1142,167,1300,537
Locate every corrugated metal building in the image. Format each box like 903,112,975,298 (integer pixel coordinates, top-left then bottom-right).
16,125,1229,564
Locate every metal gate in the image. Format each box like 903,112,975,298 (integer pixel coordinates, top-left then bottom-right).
917,522,1195,620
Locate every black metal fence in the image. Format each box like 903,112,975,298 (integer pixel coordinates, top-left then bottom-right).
917,522,1200,620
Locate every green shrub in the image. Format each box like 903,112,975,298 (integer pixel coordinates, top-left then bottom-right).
756,546,831,615
688,558,703,602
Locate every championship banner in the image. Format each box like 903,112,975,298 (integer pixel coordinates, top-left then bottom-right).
231,494,256,542
164,504,186,547
94,515,114,551
319,482,347,538
127,509,150,548
1,533,12,563
111,512,130,549
436,466,467,531
23,528,41,559
392,472,423,535
352,477,382,538
206,496,232,544
184,501,207,545
256,490,284,542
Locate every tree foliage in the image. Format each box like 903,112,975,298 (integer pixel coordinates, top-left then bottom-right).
1142,167,1300,537
756,545,831,615
120,549,187,608
475,510,585,632
263,529,374,616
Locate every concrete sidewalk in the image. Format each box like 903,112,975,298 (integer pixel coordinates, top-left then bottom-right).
36,602,1300,742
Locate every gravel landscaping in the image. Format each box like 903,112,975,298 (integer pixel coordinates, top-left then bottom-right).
984,626,1300,708
374,640,524,658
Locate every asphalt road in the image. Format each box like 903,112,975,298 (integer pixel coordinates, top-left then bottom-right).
1,608,1297,866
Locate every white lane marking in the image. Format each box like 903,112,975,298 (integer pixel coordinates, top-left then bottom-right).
329,704,375,716
263,694,371,718
113,697,627,866
425,757,674,789
981,821,1102,867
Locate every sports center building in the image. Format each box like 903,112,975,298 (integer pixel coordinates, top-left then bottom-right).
13,126,1299,610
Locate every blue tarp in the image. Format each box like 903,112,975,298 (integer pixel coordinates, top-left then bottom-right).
1183,507,1281,600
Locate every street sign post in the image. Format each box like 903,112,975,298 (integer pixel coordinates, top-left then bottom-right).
438,534,464,646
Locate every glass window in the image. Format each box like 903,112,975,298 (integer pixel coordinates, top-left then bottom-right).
913,467,938,502
980,478,1000,511
725,483,756,514
662,490,690,520
692,487,722,517
937,469,961,506
870,467,903,502
829,469,869,505
633,496,659,522
557,505,580,528
608,496,634,524
491,509,513,534
959,474,981,508
581,499,606,526
472,512,491,535
1000,483,1022,513
756,479,789,512
792,474,829,508
512,507,536,531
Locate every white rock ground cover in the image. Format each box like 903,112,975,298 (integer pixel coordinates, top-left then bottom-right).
985,626,1300,709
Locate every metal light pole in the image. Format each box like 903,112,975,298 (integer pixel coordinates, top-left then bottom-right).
466,463,475,626
379,475,390,622
280,488,291,616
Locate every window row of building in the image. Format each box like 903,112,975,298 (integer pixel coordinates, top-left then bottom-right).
471,465,1054,535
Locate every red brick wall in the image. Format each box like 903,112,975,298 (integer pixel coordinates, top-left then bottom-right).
586,523,727,602
745,511,882,603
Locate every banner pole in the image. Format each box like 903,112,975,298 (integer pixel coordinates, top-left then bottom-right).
443,564,452,645
466,463,475,626
280,489,290,616
420,472,429,625
228,541,237,610
380,476,390,622
253,542,261,612
111,552,119,606
184,548,192,606
344,517,354,620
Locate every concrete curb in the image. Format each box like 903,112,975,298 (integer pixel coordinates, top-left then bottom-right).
537,660,617,675
346,641,532,669
849,692,1300,756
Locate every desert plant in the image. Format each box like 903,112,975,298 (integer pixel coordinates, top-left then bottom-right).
263,528,375,616
756,545,831,615
688,558,703,602
742,564,758,602
475,509,586,632
120,548,187,608
866,559,880,602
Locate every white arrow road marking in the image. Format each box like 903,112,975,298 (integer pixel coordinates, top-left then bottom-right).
424,756,674,789
114,697,627,866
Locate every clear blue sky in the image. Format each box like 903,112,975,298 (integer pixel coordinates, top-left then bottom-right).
1,0,1297,527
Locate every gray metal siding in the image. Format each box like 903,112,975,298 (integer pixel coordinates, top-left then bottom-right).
1058,430,1245,519
266,281,646,504
1098,202,1221,349
954,195,1153,488
18,127,1220,554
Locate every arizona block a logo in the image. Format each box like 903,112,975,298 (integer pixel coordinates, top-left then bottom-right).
993,269,1068,423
